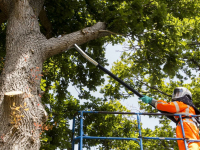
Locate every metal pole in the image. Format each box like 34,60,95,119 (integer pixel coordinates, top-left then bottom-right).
137,113,143,150
72,111,200,149
79,111,84,150
179,115,188,150
72,116,76,150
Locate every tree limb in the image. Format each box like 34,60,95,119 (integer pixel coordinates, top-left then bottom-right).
42,22,112,60
98,30,125,36
137,77,172,97
188,42,200,45
39,6,52,39
188,58,200,71
183,56,200,71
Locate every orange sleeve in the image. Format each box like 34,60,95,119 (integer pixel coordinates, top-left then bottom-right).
155,100,188,113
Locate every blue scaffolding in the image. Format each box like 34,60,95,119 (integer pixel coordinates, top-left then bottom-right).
72,111,200,150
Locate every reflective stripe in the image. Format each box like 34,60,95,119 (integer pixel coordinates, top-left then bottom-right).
183,119,197,127
174,101,180,112
155,102,158,109
175,106,193,116
185,106,190,115
155,101,165,109
157,101,165,104
185,118,190,122
177,118,197,127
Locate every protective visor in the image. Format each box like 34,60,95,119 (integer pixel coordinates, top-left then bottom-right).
173,89,183,99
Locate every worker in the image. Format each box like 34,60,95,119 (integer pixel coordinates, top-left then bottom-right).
139,87,200,150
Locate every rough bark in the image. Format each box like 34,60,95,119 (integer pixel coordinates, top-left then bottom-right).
0,91,42,149
0,0,48,149
0,0,111,149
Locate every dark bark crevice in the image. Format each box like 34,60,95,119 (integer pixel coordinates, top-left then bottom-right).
0,0,13,17
29,0,45,17
39,6,52,39
0,12,8,24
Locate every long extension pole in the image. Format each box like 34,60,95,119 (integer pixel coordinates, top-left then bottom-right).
74,44,177,123
74,44,142,97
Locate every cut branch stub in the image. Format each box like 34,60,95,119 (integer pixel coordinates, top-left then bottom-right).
0,91,25,143
5,91,23,96
4,91,24,126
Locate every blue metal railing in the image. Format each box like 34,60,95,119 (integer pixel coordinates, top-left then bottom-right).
71,111,200,150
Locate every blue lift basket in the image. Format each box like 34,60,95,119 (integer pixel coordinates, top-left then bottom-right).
72,111,200,150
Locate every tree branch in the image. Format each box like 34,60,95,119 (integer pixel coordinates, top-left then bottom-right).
137,77,172,97
188,58,200,71
98,30,125,36
188,42,200,45
43,22,112,60
183,56,200,71
39,6,52,39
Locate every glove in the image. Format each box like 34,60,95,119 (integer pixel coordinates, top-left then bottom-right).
139,95,153,104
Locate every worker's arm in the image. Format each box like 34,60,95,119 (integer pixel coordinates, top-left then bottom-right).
156,100,188,113
155,100,177,113
139,96,188,113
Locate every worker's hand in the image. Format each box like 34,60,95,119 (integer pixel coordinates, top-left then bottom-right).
139,95,153,104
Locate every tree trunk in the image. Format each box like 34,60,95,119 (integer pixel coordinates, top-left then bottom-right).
0,0,111,149
0,0,48,149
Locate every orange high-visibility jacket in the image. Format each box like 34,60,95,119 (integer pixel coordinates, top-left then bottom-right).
155,100,200,150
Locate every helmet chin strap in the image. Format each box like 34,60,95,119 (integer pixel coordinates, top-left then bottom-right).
173,95,193,105
186,95,192,101
172,95,192,102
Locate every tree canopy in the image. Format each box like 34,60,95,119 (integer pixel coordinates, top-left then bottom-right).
0,0,200,149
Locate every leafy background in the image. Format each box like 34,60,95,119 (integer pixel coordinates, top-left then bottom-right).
1,0,200,149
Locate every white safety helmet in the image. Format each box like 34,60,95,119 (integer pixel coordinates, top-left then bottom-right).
172,87,192,100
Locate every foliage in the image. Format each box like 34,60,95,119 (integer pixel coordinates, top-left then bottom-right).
1,0,200,149
100,0,200,107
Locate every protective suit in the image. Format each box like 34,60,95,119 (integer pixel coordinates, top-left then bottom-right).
140,87,200,150
156,99,200,150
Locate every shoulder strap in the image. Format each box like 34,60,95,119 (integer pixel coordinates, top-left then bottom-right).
174,96,200,125
174,96,200,115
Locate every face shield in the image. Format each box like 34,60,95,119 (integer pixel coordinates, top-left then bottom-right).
172,87,192,100
173,89,183,99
